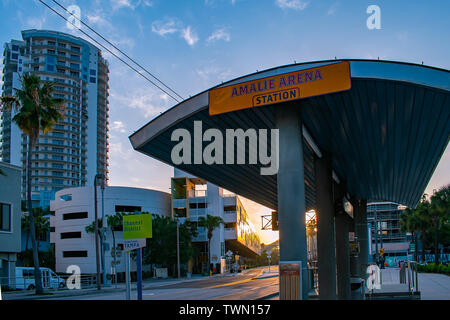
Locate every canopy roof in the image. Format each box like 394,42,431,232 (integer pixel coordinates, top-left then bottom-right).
130,59,450,210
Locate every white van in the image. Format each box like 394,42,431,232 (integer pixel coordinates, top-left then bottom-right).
14,267,65,290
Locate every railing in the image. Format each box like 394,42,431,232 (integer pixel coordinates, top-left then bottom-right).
0,274,98,291
187,190,206,198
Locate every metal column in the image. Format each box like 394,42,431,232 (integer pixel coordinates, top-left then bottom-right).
315,154,337,300
334,182,351,300
276,103,308,300
354,199,368,280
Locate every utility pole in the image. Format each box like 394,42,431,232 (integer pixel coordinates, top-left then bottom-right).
177,219,181,278
94,174,102,290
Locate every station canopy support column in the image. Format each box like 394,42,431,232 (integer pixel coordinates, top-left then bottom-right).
353,199,369,282
315,153,337,300
335,183,351,300
276,103,309,300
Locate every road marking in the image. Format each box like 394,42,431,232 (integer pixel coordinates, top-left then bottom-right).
207,270,265,289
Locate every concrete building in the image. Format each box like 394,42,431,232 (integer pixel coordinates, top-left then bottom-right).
1,29,109,208
367,201,410,263
0,162,22,287
49,186,170,275
171,168,261,274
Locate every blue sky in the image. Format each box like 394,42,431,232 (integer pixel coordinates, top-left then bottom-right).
1,0,449,243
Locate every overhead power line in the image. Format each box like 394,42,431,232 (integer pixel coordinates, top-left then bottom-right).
37,0,182,103
51,0,184,102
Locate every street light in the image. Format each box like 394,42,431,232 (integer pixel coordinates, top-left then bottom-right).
94,173,105,290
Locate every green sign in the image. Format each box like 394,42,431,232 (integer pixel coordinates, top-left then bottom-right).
123,214,152,239
409,243,415,252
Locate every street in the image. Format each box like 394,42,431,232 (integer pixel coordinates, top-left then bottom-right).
45,266,279,300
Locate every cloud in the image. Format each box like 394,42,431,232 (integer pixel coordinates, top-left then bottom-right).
207,28,231,43
110,121,126,133
181,26,199,46
110,0,153,11
275,0,309,11
327,2,339,15
110,88,170,119
151,17,180,36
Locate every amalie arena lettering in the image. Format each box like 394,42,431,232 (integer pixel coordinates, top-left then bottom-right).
209,61,351,115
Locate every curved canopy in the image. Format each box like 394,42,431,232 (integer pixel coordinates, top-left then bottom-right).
130,59,450,210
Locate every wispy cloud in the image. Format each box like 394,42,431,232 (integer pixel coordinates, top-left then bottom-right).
327,2,339,16
275,0,309,11
110,121,127,133
207,28,230,43
181,26,199,46
110,0,153,11
151,17,180,36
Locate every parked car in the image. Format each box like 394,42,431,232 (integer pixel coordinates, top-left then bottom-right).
13,267,65,290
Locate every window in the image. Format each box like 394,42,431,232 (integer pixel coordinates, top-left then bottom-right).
60,232,81,239
11,45,19,51
11,53,18,60
46,65,54,72
89,69,96,76
63,212,88,220
0,203,11,232
63,251,87,258
89,77,96,83
115,205,141,213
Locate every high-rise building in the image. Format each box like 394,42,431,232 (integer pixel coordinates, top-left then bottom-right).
1,29,109,208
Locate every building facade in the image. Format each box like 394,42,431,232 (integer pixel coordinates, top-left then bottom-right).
49,186,171,275
0,162,22,287
1,29,109,208
171,168,261,274
367,201,411,264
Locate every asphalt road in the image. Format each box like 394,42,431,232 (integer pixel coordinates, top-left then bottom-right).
46,266,279,300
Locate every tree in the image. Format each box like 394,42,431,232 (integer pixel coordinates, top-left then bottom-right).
430,184,450,264
400,208,423,262
85,218,105,269
142,215,198,276
1,74,64,294
22,207,51,251
198,214,224,275
106,212,123,282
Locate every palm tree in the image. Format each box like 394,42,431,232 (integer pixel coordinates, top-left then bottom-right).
106,212,123,282
85,218,105,270
197,214,224,275
430,185,450,264
400,208,422,262
0,73,64,294
22,207,51,251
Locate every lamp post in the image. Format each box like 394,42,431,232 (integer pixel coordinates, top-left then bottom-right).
94,173,105,290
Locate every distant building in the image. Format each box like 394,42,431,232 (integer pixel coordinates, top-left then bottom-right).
0,162,22,287
367,201,410,261
171,168,261,274
49,186,171,275
1,29,110,208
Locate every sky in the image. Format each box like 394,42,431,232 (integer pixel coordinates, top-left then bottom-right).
0,0,449,244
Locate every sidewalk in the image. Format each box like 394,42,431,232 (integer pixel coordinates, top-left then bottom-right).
1,270,249,300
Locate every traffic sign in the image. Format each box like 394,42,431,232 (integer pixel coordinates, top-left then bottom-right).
123,213,152,239
409,243,415,252
379,248,385,256
123,238,146,252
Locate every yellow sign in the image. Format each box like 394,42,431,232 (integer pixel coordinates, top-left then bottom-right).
122,214,152,239
379,248,385,256
209,61,351,115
